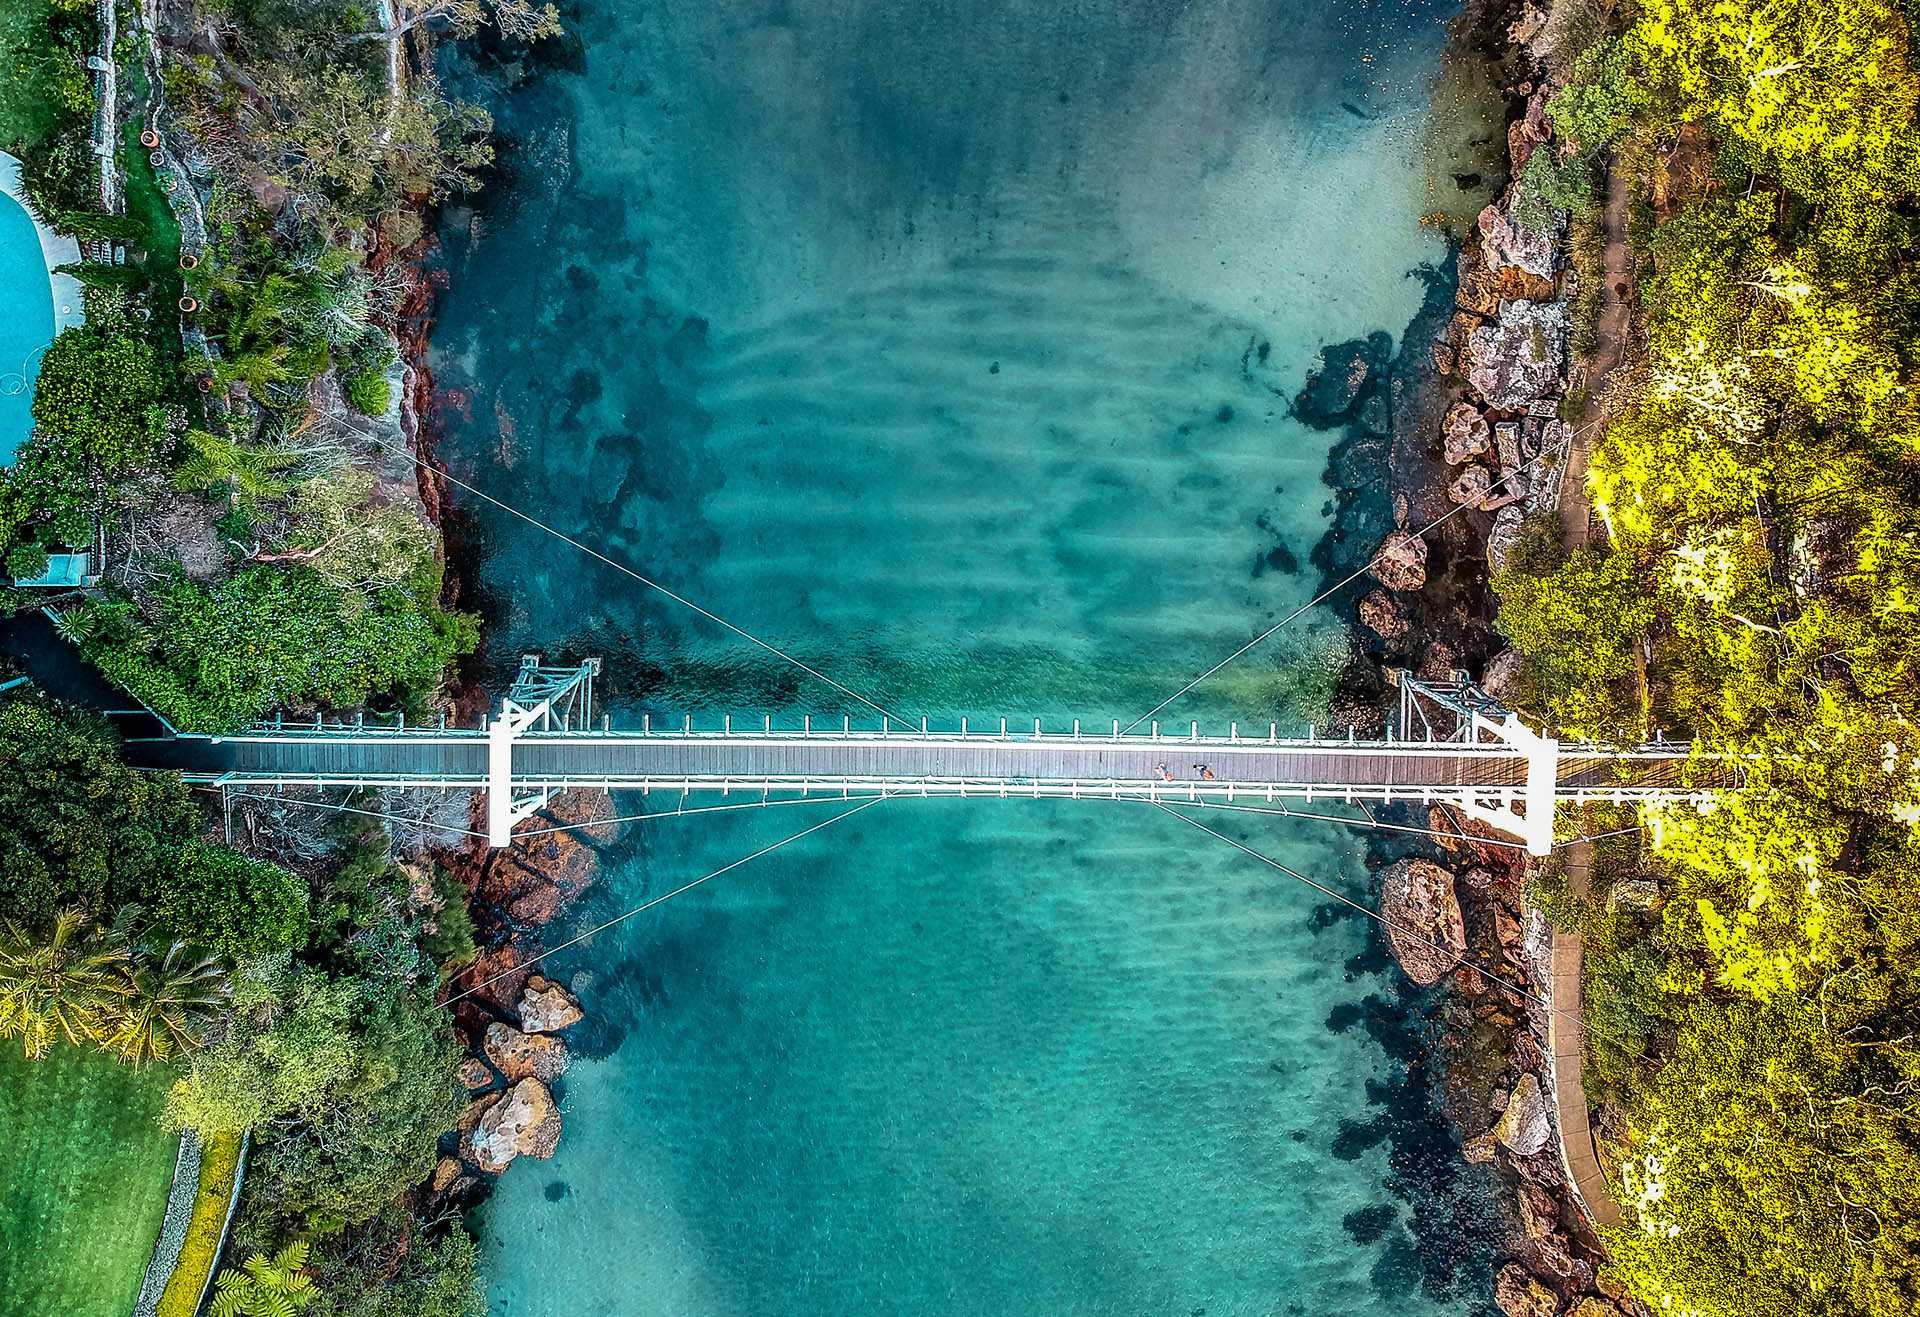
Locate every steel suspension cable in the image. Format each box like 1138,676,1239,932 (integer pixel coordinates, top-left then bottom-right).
1146,801,1650,1054
355,430,915,725
441,794,889,1006
210,786,890,842
1122,433,1575,733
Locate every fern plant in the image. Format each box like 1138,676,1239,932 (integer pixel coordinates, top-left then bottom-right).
211,1240,318,1317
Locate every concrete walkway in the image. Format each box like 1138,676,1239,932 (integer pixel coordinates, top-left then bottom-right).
1544,158,1636,1234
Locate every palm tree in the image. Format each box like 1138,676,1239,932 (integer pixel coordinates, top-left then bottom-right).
172,428,301,503
211,1240,319,1317
103,939,229,1067
0,912,131,1060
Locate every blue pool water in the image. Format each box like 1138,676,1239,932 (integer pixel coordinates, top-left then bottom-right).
0,166,55,465
431,1,1507,1311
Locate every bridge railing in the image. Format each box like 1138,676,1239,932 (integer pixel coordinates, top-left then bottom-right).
238,710,1697,754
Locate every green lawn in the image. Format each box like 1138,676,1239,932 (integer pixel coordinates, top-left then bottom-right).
0,1044,181,1317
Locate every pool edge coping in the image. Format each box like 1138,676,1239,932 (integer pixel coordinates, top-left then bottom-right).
0,150,85,339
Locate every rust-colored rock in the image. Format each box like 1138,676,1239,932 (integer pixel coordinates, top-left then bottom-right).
484,1021,570,1083
430,1156,464,1194
1494,1264,1560,1317
519,974,584,1033
1370,530,1428,592
458,1056,495,1090
453,943,532,1012
1379,858,1468,986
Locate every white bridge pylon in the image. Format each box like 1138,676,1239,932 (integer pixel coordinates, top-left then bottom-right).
487,655,601,845
1394,671,1559,856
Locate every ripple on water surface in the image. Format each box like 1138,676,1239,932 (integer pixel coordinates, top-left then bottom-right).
433,0,1502,1312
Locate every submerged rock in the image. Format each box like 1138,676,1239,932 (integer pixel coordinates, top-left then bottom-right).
1467,300,1569,412
469,1078,563,1173
1379,858,1468,986
1293,332,1392,426
1494,1072,1552,1157
519,974,585,1033
484,1021,570,1083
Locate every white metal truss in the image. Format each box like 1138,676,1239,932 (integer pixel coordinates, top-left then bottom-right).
487,655,601,843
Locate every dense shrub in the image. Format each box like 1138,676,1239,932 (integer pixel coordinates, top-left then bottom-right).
0,699,198,923
157,840,309,961
4,540,49,581
341,368,391,417
81,565,478,732
30,329,174,474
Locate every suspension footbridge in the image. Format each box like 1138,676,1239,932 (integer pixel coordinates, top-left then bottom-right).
128,656,1731,854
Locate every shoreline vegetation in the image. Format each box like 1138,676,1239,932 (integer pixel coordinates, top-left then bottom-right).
1350,1,1920,1316
0,2,1917,1317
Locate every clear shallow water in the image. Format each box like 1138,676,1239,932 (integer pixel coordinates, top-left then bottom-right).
432,1,1502,1311
0,161,54,464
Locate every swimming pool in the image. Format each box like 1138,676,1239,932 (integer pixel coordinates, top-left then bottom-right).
0,152,80,465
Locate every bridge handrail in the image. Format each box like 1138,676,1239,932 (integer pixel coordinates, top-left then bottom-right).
229,716,1701,757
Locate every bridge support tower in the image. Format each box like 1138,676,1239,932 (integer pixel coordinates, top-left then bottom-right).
486,655,600,846
1394,670,1559,855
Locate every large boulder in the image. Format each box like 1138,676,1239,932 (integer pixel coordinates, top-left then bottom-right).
519,974,585,1032
1370,530,1429,592
1481,647,1528,703
1357,589,1409,641
1487,504,1527,574
1495,1072,1553,1157
1467,300,1569,412
1479,198,1561,281
1495,1264,1561,1317
484,1021,570,1083
1448,464,1495,508
1443,403,1492,465
468,1078,562,1173
1379,858,1468,986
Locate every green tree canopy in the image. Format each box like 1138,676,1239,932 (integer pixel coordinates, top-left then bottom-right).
157,840,310,962
0,700,198,924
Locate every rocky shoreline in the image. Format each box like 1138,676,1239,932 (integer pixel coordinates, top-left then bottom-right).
412,788,627,1212
1335,1,1638,1314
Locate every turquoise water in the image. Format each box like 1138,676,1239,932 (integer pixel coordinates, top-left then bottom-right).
432,1,1503,1311
0,178,53,464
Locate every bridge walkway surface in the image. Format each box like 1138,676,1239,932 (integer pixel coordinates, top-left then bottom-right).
128,726,1719,801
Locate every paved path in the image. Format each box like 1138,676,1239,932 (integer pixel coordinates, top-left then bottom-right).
1546,158,1635,1232
1560,154,1634,550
